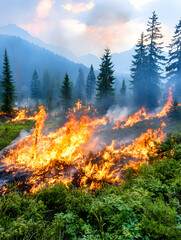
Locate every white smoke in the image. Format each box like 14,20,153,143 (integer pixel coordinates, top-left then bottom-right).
106,105,130,123
0,129,32,157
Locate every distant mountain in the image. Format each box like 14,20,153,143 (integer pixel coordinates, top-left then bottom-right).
112,48,135,74
0,24,77,61
79,49,135,74
0,35,89,94
0,24,134,74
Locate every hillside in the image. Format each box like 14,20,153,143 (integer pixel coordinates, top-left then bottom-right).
0,24,134,74
0,34,89,93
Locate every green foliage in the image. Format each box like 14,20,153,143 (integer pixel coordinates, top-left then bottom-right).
131,12,165,111
0,192,46,240
167,19,181,98
0,120,34,150
96,48,115,113
120,79,126,95
41,70,54,111
76,67,85,102
36,183,67,219
31,69,41,100
86,64,96,104
119,79,127,107
0,49,16,114
130,32,148,109
145,11,165,110
168,99,181,120
65,188,92,217
141,199,181,239
60,73,72,111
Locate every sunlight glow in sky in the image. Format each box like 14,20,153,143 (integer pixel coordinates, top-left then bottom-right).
0,0,180,56
61,1,95,14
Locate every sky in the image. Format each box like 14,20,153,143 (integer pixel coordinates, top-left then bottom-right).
0,0,181,56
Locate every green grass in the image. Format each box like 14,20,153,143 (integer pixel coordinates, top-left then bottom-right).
0,120,34,150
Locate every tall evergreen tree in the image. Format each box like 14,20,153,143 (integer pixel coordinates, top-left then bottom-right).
1,49,16,114
120,79,126,95
167,19,181,99
76,68,85,101
41,70,54,109
60,73,72,111
130,32,148,109
86,65,96,104
119,79,127,107
145,11,165,110
31,70,41,100
96,48,115,113
41,70,50,102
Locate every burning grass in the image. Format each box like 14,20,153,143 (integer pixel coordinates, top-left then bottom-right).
0,93,172,194
1,131,181,239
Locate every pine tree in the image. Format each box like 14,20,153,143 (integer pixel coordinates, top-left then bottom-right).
0,49,16,114
31,70,41,100
41,70,54,109
41,70,50,102
120,79,126,95
86,65,96,104
167,19,181,99
76,68,85,102
130,32,148,109
60,73,72,111
168,98,181,120
120,79,127,107
145,11,165,110
96,48,115,113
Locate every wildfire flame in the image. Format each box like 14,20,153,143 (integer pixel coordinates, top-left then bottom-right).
113,87,173,129
0,90,173,193
7,109,37,122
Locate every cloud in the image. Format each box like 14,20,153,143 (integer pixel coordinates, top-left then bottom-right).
129,0,156,10
61,1,94,14
0,0,37,25
20,20,49,36
86,0,136,27
37,0,55,18
1,0,181,56
60,19,86,34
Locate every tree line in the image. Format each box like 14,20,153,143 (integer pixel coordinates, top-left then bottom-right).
1,11,181,115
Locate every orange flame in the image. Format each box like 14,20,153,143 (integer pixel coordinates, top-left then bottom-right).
113,88,173,129
1,97,168,193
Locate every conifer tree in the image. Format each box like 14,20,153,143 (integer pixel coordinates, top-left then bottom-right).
130,32,148,109
96,48,115,113
120,79,126,95
31,70,41,100
41,70,54,109
76,68,85,101
167,19,181,99
42,70,50,102
60,73,72,111
86,65,96,104
145,11,165,110
120,79,127,107
1,49,16,114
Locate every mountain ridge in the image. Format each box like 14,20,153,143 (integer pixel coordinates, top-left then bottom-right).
0,24,133,74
